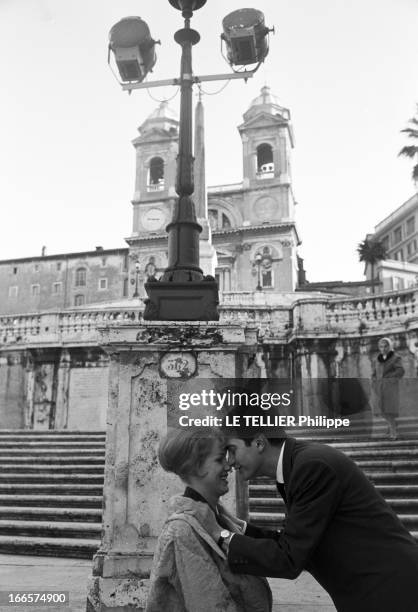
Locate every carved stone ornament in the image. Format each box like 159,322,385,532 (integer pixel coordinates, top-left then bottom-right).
136,326,223,346
160,352,197,378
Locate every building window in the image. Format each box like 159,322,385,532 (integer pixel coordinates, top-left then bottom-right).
101,257,107,267
407,243,412,256
8,286,18,298
75,267,86,287
406,216,415,236
393,226,402,244
98,278,108,290
34,264,39,272
56,262,62,271
53,282,62,294
261,269,273,288
12,267,17,275
147,156,164,191
123,277,129,297
208,209,233,231
123,253,129,272
31,284,40,297
381,235,389,251
256,143,274,178
399,248,404,260
74,294,85,306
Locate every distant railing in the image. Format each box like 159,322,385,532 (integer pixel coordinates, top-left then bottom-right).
325,288,417,333
0,287,417,348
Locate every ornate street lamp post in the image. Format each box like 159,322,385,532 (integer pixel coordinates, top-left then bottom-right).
109,2,272,320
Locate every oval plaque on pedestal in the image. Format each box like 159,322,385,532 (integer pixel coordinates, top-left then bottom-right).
160,352,197,378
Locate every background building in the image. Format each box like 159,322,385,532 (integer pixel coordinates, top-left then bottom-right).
0,87,302,313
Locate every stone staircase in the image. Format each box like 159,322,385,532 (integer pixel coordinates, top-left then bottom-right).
249,417,418,541
1,419,417,559
0,430,105,559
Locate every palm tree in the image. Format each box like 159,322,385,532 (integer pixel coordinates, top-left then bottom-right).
357,238,387,294
398,104,418,184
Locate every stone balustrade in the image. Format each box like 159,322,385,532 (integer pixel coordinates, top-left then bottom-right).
325,287,418,334
0,287,417,348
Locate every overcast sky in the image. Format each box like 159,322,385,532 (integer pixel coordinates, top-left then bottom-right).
1,0,417,282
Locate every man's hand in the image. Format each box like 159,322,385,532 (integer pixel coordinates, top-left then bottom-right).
217,503,247,533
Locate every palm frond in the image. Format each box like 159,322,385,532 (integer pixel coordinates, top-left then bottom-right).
398,145,418,158
400,127,418,139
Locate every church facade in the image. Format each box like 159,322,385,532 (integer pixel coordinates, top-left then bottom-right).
0,87,301,315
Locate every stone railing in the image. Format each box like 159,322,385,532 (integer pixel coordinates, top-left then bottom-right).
325,288,418,334
1,287,417,348
0,307,143,348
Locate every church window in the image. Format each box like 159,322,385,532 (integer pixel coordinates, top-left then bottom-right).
148,157,165,191
98,278,108,290
31,284,40,297
74,294,85,306
123,278,129,297
208,209,233,230
75,267,87,287
256,144,274,178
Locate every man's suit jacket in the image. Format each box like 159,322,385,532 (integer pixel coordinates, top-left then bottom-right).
228,438,418,612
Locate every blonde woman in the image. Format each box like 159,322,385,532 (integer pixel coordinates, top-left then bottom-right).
146,427,272,612
372,337,405,439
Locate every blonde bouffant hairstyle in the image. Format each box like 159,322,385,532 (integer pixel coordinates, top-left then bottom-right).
158,426,226,482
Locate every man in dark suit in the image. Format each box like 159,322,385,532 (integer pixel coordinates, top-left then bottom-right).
212,430,418,612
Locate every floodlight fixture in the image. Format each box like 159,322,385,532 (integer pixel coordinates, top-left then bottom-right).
221,8,272,68
108,16,158,83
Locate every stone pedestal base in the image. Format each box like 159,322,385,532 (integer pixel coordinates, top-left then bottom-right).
86,321,256,611
143,279,219,321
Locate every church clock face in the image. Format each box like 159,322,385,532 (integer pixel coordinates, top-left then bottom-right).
141,207,165,231
254,196,276,220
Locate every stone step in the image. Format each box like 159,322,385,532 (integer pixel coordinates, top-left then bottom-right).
0,506,102,522
0,473,104,484
331,440,418,450
0,535,99,559
0,429,105,435
0,455,105,464
250,497,418,514
249,483,418,502
344,449,418,460
249,512,418,530
352,460,418,471
0,433,105,442
367,472,418,484
0,472,104,485
0,494,102,508
0,449,105,456
0,520,101,538
0,464,105,474
0,483,103,495
0,441,105,449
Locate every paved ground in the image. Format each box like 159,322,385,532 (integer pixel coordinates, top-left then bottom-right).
0,554,335,611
